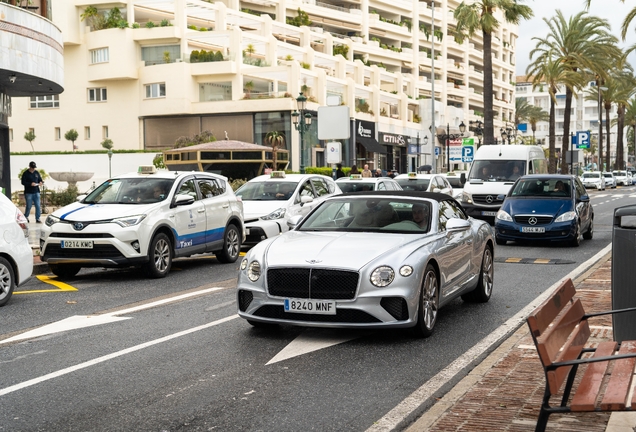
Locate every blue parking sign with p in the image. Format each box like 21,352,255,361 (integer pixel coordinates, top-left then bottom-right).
462,146,474,163
576,131,590,149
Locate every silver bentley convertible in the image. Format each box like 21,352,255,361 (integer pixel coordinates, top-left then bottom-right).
236,191,495,337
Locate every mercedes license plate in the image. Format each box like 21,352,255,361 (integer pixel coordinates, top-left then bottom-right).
284,298,336,315
521,227,545,233
61,240,94,249
481,211,497,216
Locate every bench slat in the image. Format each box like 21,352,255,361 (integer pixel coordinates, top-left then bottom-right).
601,341,636,410
527,279,576,337
571,341,618,411
536,299,587,363
547,320,591,395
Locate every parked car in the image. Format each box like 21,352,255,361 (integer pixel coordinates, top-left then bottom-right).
237,191,495,337
495,175,593,247
612,170,629,186
394,173,454,196
235,172,341,248
445,171,468,200
0,193,33,306
336,175,402,192
580,171,605,190
40,167,244,278
603,172,617,189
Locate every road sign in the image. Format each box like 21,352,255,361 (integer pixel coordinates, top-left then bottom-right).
462,138,475,146
435,147,440,156
575,131,590,149
462,146,474,163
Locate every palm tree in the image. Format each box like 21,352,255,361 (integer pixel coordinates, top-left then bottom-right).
609,62,636,170
514,98,533,129
623,98,636,162
530,10,621,173
526,105,550,146
265,131,285,170
454,0,533,146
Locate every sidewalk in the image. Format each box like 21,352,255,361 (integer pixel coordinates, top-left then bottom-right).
406,252,636,432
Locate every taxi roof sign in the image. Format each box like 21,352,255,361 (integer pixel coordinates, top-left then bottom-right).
138,165,157,175
349,174,362,180
407,172,417,178
270,171,286,178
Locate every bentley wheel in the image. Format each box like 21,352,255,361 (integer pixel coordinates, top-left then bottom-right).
0,257,15,307
462,246,493,303
143,233,172,278
412,264,439,338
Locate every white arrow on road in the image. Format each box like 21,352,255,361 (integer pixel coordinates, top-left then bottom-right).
267,329,367,365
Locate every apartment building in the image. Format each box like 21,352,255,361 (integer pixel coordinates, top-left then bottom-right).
8,0,517,173
516,76,622,169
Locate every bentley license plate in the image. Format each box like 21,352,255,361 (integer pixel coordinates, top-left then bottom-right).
61,240,94,249
284,298,336,315
521,227,545,233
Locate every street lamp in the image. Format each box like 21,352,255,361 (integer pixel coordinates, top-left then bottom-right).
417,134,428,169
292,93,312,173
432,121,466,172
107,148,113,178
470,120,484,148
500,125,512,145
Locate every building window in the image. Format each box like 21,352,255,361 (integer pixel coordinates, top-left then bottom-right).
90,48,109,64
145,83,166,99
55,127,61,140
88,88,107,102
103,126,109,138
29,95,59,109
141,45,181,65
84,126,90,140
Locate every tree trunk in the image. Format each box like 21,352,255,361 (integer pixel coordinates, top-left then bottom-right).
482,30,494,145
617,103,625,170
549,97,556,173
561,87,573,174
605,104,611,170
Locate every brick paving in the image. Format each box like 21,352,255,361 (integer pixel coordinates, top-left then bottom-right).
408,257,635,432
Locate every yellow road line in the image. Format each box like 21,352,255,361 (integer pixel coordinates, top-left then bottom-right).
14,275,78,294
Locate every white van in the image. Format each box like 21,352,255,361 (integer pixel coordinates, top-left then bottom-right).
459,145,548,220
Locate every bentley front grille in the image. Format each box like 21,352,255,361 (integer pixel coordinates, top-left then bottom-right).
267,268,359,300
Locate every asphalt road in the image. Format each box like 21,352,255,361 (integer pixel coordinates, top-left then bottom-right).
0,186,633,432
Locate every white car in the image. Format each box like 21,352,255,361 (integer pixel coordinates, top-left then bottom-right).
235,172,341,247
336,175,403,192
612,170,629,186
40,167,244,278
581,171,605,190
0,193,33,306
445,171,468,200
394,173,454,196
603,172,617,189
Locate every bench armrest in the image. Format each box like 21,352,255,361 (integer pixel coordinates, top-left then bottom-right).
583,305,636,320
547,350,636,371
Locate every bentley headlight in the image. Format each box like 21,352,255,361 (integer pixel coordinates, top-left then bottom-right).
555,211,576,222
461,192,473,204
240,258,248,270
45,215,60,226
399,265,413,277
370,266,395,287
112,214,147,227
496,210,513,222
247,261,261,282
261,208,286,220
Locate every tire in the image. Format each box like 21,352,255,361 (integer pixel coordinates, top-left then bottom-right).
495,236,507,246
143,233,172,278
49,264,81,279
412,264,439,338
0,257,15,307
215,224,241,264
583,218,594,240
569,223,581,247
462,246,493,303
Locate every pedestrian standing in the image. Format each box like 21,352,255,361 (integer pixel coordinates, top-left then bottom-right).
21,161,43,223
335,163,346,179
361,164,373,178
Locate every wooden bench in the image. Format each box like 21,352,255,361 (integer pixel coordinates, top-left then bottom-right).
526,278,636,432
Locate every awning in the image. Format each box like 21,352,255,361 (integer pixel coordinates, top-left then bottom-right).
358,137,387,153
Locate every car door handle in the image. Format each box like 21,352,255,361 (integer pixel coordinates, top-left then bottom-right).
197,208,205,213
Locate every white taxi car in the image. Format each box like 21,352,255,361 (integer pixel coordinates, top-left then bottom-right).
336,174,403,192
0,193,33,306
235,172,341,247
394,172,454,196
581,171,605,190
40,167,244,278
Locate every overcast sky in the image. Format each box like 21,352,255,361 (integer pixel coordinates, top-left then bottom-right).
515,0,636,76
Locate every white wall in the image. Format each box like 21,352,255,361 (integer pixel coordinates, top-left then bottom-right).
11,153,156,194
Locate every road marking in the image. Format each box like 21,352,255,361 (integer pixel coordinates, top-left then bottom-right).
0,286,229,346
367,243,612,432
14,275,78,294
266,329,365,365
495,257,575,265
0,315,238,397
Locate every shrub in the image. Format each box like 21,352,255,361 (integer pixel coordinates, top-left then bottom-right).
132,22,140,29
145,21,155,28
214,51,224,61
190,50,200,63
160,19,170,27
230,178,247,191
47,185,80,207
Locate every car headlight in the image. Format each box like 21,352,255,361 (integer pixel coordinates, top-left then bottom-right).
399,265,413,277
112,214,147,227
45,215,60,226
240,258,248,270
247,261,261,282
555,211,576,222
370,266,395,287
496,209,513,222
261,208,286,221
461,192,472,204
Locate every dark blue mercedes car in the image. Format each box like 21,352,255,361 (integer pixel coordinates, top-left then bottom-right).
494,174,593,247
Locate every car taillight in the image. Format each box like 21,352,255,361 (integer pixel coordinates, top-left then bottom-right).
15,208,29,237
